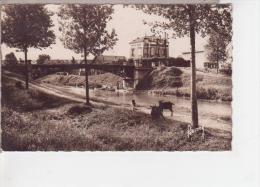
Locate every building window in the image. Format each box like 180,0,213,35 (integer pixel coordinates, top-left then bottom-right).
131,48,135,57
151,47,155,56
144,48,148,57
138,47,142,56
160,48,163,56
157,47,160,56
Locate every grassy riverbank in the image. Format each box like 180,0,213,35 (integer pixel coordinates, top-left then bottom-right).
139,67,232,101
1,76,232,151
36,72,123,88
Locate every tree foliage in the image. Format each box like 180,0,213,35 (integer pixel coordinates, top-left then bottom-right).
37,54,51,64
133,4,232,128
1,4,56,89
4,52,18,65
58,4,118,57
134,4,232,41
205,29,230,71
58,4,118,104
1,4,56,51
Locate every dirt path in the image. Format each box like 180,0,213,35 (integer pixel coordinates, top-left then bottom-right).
3,72,231,132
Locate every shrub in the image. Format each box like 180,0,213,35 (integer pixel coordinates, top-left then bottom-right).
165,67,183,76
5,52,18,65
197,87,218,100
196,75,204,82
207,88,218,99
37,54,50,64
221,94,232,102
219,68,232,76
15,81,24,89
67,104,93,115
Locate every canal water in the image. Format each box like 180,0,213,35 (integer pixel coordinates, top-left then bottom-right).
48,84,232,131
90,89,232,117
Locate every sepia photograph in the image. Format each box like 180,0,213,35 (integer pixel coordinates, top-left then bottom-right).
1,3,233,151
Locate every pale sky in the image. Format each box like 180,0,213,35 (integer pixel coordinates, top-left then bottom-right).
1,5,207,61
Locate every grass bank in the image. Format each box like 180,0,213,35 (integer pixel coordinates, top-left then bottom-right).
36,72,123,88
139,67,232,101
1,76,232,151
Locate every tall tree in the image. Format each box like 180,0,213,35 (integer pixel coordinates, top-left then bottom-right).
1,5,55,89
4,52,18,65
37,54,51,64
58,4,117,104
134,4,232,128
205,30,230,73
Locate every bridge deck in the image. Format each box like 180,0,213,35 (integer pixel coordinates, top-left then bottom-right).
31,63,134,69
2,63,153,71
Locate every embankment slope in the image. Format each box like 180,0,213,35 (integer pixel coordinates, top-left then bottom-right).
138,66,232,101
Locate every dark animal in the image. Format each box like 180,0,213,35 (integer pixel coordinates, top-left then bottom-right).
158,101,174,116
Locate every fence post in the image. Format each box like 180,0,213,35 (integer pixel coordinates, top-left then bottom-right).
85,66,90,104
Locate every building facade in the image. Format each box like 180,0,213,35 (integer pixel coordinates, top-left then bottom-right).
129,36,169,59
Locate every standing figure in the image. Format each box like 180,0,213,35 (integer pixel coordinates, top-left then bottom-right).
132,99,136,111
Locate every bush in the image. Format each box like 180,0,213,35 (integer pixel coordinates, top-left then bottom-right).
5,52,18,65
67,104,93,115
197,87,218,100
221,94,232,102
15,81,24,89
37,54,50,64
196,75,203,82
219,68,232,76
207,88,218,99
165,67,183,76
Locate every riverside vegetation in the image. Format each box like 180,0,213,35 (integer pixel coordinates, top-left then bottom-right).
1,76,232,151
137,66,232,101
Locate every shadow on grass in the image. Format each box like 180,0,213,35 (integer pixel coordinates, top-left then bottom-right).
1,76,76,112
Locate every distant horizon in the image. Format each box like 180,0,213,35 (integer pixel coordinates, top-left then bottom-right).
1,4,207,61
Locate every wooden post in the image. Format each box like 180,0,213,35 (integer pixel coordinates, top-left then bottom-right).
85,66,89,104
84,49,89,105
24,48,29,89
83,21,90,105
217,60,219,74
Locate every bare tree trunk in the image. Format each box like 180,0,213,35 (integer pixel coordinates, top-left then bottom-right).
217,60,219,74
83,12,90,105
24,48,29,89
189,6,199,128
84,47,90,105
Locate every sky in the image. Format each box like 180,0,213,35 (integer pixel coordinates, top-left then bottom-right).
1,5,207,61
